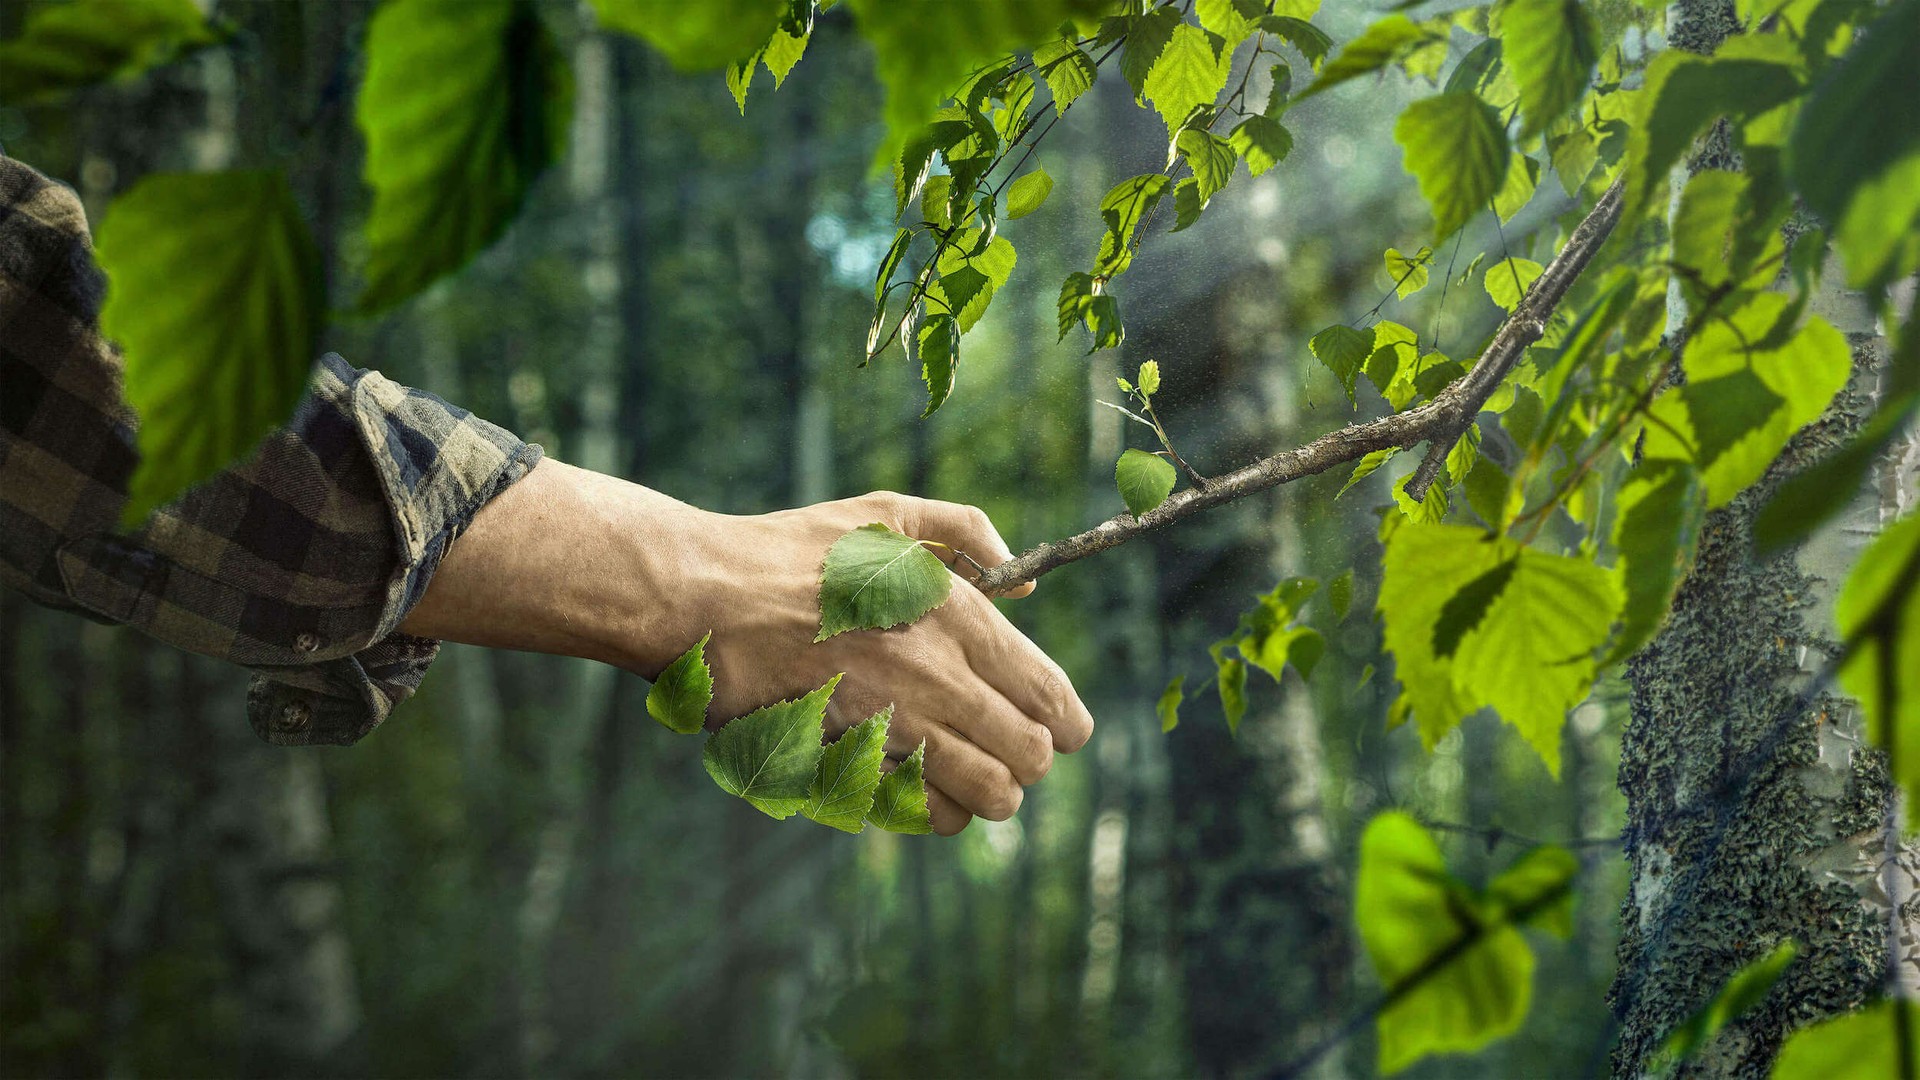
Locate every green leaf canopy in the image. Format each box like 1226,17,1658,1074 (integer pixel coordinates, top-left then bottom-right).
356,0,574,313
817,524,955,642
0,0,223,106
95,171,322,527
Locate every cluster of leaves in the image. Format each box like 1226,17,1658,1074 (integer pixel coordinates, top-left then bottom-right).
640,521,969,834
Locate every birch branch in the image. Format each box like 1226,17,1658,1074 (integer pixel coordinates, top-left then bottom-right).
974,178,1625,596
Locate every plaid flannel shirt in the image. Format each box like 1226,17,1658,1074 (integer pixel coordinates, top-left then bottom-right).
0,155,541,746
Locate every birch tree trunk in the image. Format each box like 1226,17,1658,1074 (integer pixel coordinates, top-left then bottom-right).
1608,3,1913,1073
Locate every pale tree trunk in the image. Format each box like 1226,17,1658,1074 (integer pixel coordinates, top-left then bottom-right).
1608,3,1914,1074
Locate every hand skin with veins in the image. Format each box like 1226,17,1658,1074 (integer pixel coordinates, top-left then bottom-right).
399,459,1094,835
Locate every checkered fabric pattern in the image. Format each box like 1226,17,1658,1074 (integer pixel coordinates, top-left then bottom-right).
0,154,542,746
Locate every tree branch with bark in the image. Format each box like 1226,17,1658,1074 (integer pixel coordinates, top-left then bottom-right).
973,178,1626,595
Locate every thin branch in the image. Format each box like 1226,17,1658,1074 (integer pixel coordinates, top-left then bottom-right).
974,178,1625,595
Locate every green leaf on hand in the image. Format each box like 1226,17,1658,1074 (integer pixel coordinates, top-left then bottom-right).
703,674,840,819
1394,91,1510,240
817,524,955,642
1498,0,1598,139
0,0,223,106
1006,168,1054,219
804,708,891,834
357,0,573,313
866,741,933,834
96,171,321,527
1357,812,1573,1075
1116,448,1178,517
647,632,714,734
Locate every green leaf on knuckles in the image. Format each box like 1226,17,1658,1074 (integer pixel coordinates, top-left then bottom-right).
647,632,715,734
702,675,840,820
803,708,892,834
817,524,954,641
866,742,933,834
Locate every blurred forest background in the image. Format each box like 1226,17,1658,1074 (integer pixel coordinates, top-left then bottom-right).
0,2,1629,1076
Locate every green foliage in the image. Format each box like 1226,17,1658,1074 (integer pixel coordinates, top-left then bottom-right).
702,675,840,819
1384,247,1430,299
1035,38,1097,111
1772,1001,1920,1079
1116,448,1177,517
804,709,891,833
1483,257,1543,312
1095,173,1172,278
0,0,224,106
647,633,714,734
356,0,573,313
1157,675,1184,732
816,523,955,642
590,0,781,70
1621,38,1803,224
1835,511,1920,828
1227,114,1292,177
1299,15,1437,100
1005,168,1054,219
918,313,959,417
1394,91,1510,240
1787,0,1920,291
1144,23,1232,139
1498,0,1598,139
1355,812,1576,1074
866,742,934,834
1177,129,1237,202
1310,324,1375,404
95,171,321,527
1380,523,1620,774
1642,295,1850,508
1605,464,1705,666
1656,940,1798,1067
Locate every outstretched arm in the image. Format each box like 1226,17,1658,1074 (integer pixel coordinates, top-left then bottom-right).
399,458,1093,835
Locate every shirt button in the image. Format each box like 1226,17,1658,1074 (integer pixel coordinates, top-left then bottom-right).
294,632,321,653
277,702,312,733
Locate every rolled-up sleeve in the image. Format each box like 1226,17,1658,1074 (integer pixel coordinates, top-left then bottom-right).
0,154,541,746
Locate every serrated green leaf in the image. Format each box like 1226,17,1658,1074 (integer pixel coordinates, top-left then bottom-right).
1755,394,1920,557
1432,559,1516,659
926,233,1016,333
866,742,933,834
1058,271,1095,340
1622,42,1804,225
1218,656,1248,734
1493,152,1539,224
1177,128,1237,201
1197,0,1263,47
357,0,573,313
1657,941,1799,1067
1605,463,1705,666
918,312,959,417
703,675,839,819
1788,0,1920,290
1484,256,1544,311
725,54,755,113
1228,114,1292,177
1006,168,1054,219
1358,812,1547,1075
1773,1000,1920,1080
647,632,714,734
762,27,808,85
1393,475,1449,524
1121,5,1181,99
1385,246,1431,299
1145,23,1231,138
817,523,954,641
804,709,891,833
1499,0,1598,139
1117,448,1178,516
591,0,780,69
1382,524,1619,772
1342,448,1398,497
1087,294,1125,351
1643,296,1851,508
1137,360,1161,397
1394,90,1509,240
1299,15,1430,99
1836,510,1920,829
1259,15,1331,71
1095,173,1171,276
1035,38,1097,111
1310,324,1376,403
1170,177,1207,232
1158,675,1185,732
0,0,223,106
96,171,321,527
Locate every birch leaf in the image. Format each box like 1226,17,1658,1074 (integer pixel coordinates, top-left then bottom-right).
817,524,954,641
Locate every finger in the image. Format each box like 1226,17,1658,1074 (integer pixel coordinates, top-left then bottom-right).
903,497,1037,600
950,590,1095,753
938,670,1055,785
888,723,1021,821
926,784,973,836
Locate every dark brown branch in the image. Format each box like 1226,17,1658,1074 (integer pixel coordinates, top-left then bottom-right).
974,178,1625,595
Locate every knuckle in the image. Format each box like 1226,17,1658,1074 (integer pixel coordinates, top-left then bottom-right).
1017,726,1055,784
985,780,1024,821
